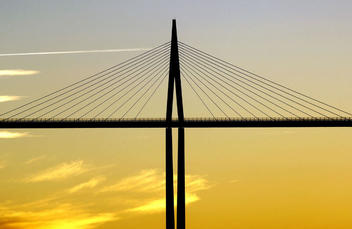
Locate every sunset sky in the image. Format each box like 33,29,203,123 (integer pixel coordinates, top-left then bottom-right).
1,1,352,228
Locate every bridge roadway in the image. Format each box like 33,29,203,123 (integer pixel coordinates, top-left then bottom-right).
1,118,352,128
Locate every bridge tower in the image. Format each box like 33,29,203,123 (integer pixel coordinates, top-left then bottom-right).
166,19,185,229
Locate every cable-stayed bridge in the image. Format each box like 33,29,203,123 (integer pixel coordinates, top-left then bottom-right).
1,20,352,229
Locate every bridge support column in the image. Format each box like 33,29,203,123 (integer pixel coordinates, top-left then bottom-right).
165,19,185,229
166,127,175,229
177,127,185,229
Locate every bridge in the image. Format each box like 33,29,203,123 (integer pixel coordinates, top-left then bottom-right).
1,117,352,128
1,20,352,229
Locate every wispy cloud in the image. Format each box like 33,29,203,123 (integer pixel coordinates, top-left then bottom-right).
100,169,209,194
0,96,24,103
0,203,117,229
229,179,240,184
26,160,89,183
25,155,47,165
1,167,210,226
68,177,106,194
0,69,39,77
0,131,28,139
100,169,211,214
126,173,209,214
0,161,5,169
127,193,200,214
0,48,150,57
100,169,163,193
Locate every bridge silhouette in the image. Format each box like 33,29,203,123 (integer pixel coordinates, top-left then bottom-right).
1,20,352,229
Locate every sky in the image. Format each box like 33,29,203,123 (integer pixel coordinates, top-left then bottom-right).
1,0,352,228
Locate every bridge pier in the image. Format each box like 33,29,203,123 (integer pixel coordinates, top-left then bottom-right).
165,19,185,229
165,127,186,229
177,127,185,229
165,127,175,229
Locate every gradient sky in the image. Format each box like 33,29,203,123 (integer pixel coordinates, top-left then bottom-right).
1,1,352,228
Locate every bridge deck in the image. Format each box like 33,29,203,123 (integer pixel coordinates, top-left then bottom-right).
1,118,352,128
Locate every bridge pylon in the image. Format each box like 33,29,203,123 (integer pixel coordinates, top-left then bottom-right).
165,19,185,229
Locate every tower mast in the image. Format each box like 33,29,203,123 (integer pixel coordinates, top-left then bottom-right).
165,19,186,229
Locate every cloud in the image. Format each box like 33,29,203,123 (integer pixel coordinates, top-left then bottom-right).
0,48,150,57
0,70,39,77
0,131,28,139
185,174,211,193
0,96,24,103
26,160,88,183
25,155,46,165
68,177,106,194
126,174,209,214
100,169,164,193
101,169,209,194
100,169,211,214
0,161,5,169
229,179,239,184
127,193,200,214
0,204,117,229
